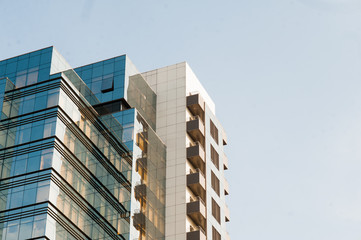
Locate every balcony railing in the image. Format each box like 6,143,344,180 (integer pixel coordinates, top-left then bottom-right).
186,142,205,172
187,168,206,201
134,183,147,201
187,197,206,230
186,94,205,121
187,226,206,240
187,116,205,147
136,157,148,175
133,210,146,230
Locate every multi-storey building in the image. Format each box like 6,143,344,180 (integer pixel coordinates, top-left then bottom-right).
0,47,229,240
142,64,230,240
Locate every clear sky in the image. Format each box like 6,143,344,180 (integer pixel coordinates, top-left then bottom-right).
1,0,361,239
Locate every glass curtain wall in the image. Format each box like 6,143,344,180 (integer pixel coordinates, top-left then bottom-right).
133,113,166,240
0,73,132,239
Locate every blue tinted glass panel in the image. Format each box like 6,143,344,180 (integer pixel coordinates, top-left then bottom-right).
101,77,114,93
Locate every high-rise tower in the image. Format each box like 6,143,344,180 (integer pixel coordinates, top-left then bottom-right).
142,63,230,240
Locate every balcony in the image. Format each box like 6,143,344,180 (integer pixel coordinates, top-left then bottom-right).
133,211,146,230
187,169,206,201
224,177,229,196
136,132,148,152
187,116,205,147
136,157,147,171
186,94,205,121
140,130,148,139
187,197,206,230
186,227,206,240
136,157,148,180
223,153,229,170
187,143,205,172
225,204,230,222
134,183,146,201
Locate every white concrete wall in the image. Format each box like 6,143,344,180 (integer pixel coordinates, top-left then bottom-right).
185,63,215,115
50,47,72,74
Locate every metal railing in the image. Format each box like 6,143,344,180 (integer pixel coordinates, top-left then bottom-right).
189,196,206,207
187,91,200,97
188,141,202,148
189,225,206,235
188,168,205,178
187,114,200,121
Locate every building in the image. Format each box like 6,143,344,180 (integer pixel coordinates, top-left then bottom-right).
0,47,229,240
142,64,230,240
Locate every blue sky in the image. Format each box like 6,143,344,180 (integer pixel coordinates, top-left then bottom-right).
1,0,361,239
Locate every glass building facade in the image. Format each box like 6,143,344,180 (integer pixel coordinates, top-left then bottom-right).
0,47,166,240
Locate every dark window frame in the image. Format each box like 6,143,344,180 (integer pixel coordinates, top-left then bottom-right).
210,144,219,169
210,119,219,144
211,171,220,196
212,198,221,223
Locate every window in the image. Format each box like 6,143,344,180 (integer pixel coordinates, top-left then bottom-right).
91,80,102,94
27,71,38,85
101,76,114,93
211,145,219,169
16,74,27,87
212,198,221,223
94,100,123,116
15,67,39,88
47,91,59,107
31,125,44,141
212,227,221,240
211,171,220,196
210,120,218,144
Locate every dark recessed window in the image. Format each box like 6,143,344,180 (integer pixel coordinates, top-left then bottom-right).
211,145,219,169
212,227,221,240
211,171,220,196
212,198,221,223
210,119,219,144
101,76,114,93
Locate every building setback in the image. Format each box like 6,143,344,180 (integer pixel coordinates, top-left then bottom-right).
0,47,230,240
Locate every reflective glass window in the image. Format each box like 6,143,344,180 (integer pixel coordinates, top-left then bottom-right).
6,220,19,239
19,219,33,239
34,94,47,111
91,80,102,94
36,185,49,202
10,191,23,208
47,92,59,107
31,125,44,141
16,74,27,87
101,76,114,93
32,215,46,237
27,71,38,85
23,188,37,206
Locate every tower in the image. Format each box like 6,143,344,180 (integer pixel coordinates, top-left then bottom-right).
142,63,230,240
